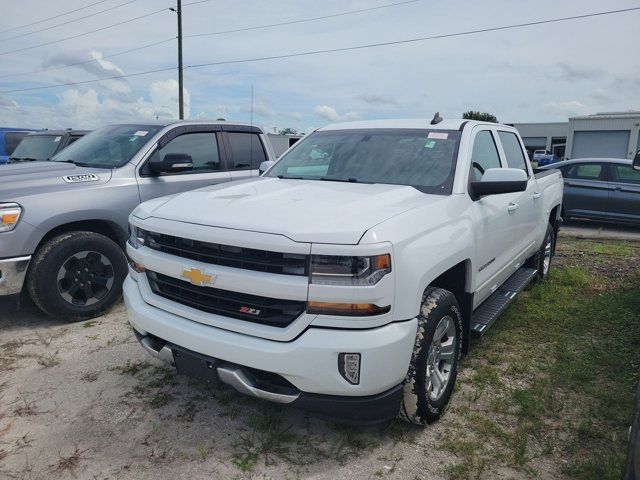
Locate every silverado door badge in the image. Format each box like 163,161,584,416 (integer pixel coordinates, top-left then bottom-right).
181,268,215,286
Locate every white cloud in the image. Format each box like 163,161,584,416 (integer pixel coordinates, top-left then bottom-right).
149,78,191,119
543,100,591,117
314,105,360,122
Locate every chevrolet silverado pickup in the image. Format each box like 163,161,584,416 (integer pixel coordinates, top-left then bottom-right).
125,118,563,424
0,121,275,320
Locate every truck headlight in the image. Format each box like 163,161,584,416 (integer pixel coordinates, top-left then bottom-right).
0,203,22,232
310,254,391,286
128,224,147,249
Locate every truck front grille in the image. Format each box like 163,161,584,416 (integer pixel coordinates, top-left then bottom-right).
147,271,306,328
146,231,308,276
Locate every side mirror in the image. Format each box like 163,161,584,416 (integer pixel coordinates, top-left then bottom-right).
633,150,640,171
258,160,275,175
148,153,194,175
470,168,527,200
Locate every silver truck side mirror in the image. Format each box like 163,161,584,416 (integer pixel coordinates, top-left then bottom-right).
259,160,275,175
633,150,640,171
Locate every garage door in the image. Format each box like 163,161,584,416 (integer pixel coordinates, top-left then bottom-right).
571,130,630,159
522,137,546,148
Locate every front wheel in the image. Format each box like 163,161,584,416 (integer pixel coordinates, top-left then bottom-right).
27,231,127,321
398,287,462,425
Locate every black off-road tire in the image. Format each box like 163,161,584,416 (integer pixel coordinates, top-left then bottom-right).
26,231,127,321
536,223,555,281
398,287,462,425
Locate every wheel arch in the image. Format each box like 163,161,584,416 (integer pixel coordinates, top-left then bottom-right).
427,259,473,355
34,219,127,254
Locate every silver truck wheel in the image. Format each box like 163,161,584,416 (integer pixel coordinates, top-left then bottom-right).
56,251,115,306
537,223,555,280
27,231,127,321
399,287,462,425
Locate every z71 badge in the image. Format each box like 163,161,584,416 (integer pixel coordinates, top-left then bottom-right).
63,174,100,183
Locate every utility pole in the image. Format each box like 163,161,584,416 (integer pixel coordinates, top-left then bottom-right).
176,0,184,119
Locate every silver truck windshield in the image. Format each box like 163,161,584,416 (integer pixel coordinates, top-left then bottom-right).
10,135,60,162
52,125,162,168
265,128,462,194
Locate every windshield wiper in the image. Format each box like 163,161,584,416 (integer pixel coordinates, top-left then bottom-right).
9,157,38,163
57,159,93,167
277,175,304,179
320,176,360,183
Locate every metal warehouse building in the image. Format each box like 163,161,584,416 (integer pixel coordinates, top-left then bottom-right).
565,111,640,160
511,122,568,158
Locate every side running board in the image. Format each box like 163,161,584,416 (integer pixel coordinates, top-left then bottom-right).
471,267,537,336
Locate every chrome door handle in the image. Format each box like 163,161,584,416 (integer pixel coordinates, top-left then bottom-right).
507,203,519,214
532,192,541,200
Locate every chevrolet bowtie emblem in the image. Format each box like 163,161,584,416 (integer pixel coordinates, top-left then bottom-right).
181,267,215,286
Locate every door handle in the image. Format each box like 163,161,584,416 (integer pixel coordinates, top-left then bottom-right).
532,192,541,200
613,186,622,191
507,203,519,214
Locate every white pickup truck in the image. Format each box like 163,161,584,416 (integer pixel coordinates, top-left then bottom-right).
124,117,563,425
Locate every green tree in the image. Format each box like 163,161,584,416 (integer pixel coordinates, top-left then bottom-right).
462,111,498,123
278,127,299,135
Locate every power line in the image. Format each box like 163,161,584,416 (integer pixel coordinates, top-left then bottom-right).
0,38,175,80
0,0,141,44
0,0,412,79
0,5,174,57
0,0,109,35
185,0,420,38
1,6,638,95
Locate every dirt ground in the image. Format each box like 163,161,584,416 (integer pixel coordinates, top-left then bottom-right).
0,234,638,480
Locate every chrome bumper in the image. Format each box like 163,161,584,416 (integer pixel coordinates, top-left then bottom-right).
0,256,31,296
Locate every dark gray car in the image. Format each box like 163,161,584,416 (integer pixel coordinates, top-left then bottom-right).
540,158,640,224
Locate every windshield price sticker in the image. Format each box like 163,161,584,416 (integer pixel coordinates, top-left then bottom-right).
134,131,148,137
54,136,61,142
428,132,448,140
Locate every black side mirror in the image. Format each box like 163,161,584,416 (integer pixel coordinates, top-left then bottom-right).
633,150,640,171
148,153,194,175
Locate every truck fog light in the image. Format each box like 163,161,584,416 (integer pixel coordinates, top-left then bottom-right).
338,353,361,385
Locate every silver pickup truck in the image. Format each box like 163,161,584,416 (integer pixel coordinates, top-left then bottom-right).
0,120,275,320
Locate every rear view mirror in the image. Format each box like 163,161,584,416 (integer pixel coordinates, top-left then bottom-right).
470,168,527,200
148,153,194,175
259,160,275,175
633,150,640,171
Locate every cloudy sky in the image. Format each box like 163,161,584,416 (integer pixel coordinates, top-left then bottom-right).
0,0,638,132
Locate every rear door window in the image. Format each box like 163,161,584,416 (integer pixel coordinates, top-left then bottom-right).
226,132,267,170
610,164,640,185
498,131,529,174
470,130,502,181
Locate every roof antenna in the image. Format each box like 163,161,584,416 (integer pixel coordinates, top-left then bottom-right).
430,112,443,125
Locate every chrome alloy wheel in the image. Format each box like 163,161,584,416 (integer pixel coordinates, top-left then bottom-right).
543,235,553,276
56,251,114,306
425,315,457,401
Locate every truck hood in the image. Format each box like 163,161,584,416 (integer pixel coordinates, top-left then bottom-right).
0,161,112,200
140,178,446,244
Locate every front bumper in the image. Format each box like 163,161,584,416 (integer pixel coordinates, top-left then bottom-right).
124,275,416,409
0,256,31,295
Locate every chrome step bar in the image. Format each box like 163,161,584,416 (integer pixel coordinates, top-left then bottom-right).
137,334,299,404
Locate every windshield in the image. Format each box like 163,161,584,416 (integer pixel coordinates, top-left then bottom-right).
10,135,60,161
52,124,162,168
266,128,462,194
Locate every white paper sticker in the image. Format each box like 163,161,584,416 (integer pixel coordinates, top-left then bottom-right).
134,130,148,137
54,136,61,142
428,132,448,139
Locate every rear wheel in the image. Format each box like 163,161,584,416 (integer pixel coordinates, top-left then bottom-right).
27,232,127,321
398,287,462,425
537,223,555,280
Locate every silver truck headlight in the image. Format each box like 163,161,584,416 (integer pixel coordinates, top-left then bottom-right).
310,254,391,286
0,203,22,232
128,224,147,249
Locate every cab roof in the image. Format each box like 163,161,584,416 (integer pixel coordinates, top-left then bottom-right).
318,118,507,132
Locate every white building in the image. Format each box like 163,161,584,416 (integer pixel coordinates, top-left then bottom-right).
565,111,640,160
511,122,568,158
